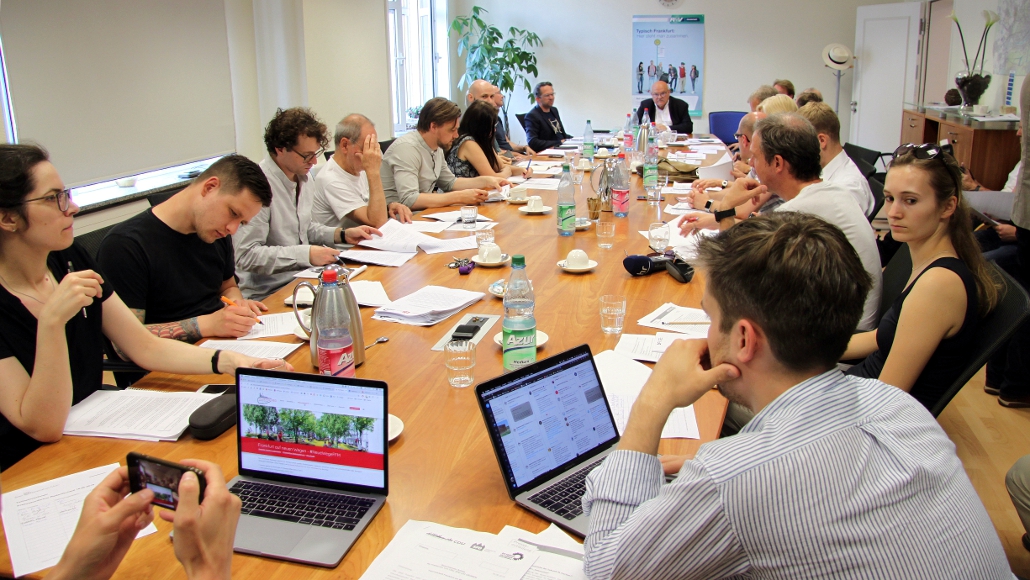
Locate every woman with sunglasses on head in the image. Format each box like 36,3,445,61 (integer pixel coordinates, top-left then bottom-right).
843,143,999,410
0,144,289,470
446,100,531,180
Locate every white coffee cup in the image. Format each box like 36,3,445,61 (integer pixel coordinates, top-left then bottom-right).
577,158,592,170
597,147,610,156
566,249,589,269
527,196,543,211
478,242,502,262
509,185,528,200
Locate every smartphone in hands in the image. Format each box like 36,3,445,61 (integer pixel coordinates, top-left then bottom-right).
127,452,206,510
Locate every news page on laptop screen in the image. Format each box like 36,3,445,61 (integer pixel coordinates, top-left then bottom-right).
237,373,386,489
479,348,618,490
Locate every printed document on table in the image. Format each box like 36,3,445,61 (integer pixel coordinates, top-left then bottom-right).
525,178,561,190
359,520,538,580
421,210,494,222
594,350,699,439
350,280,391,307
64,390,218,440
237,312,298,340
403,221,451,233
340,249,417,267
495,526,586,580
486,184,510,202
420,235,480,254
357,219,436,253
446,220,498,231
198,339,303,359
637,303,711,335
614,332,693,363
2,464,158,577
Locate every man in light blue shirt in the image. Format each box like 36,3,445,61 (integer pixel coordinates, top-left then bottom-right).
583,212,1012,580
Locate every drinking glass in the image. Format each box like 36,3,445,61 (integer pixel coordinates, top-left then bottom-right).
600,295,627,334
475,229,495,245
570,160,584,185
596,221,616,249
649,223,670,252
461,206,478,230
648,173,669,205
445,340,476,388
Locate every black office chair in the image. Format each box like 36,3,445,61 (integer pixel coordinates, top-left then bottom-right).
844,142,887,170
324,150,333,162
878,244,912,323
855,157,877,180
147,189,179,207
867,174,886,223
75,225,116,262
516,113,527,132
927,265,1030,417
379,138,396,153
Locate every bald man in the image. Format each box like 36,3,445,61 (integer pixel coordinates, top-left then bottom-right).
465,79,496,105
635,80,693,134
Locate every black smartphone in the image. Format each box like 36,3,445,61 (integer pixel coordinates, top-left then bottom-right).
127,452,206,510
198,383,234,395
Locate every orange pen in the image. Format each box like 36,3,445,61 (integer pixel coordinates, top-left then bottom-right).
220,296,262,324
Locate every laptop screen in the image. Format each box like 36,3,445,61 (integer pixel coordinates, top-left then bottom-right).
236,370,387,492
477,346,618,492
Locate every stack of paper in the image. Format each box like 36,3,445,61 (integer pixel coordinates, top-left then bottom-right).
358,219,479,255
340,249,417,267
199,339,303,359
2,464,158,577
237,312,300,340
286,280,391,307
373,285,483,326
595,350,699,438
64,390,219,441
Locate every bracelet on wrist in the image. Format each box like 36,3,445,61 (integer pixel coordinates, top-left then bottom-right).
211,350,222,374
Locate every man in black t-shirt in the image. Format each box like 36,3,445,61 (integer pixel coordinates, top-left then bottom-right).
524,82,573,152
98,155,273,343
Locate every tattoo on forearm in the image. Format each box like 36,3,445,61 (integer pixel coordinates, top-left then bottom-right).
145,316,202,343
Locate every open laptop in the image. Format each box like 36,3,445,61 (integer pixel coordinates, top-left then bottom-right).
475,345,620,537
228,368,388,567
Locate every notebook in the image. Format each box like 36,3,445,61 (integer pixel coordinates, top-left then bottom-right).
475,345,620,537
228,368,388,567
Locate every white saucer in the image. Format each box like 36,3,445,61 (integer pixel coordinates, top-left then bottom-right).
488,280,507,298
493,330,549,348
470,255,511,267
575,218,592,231
507,197,529,204
558,259,598,273
389,414,403,442
519,206,552,214
594,153,611,159
294,325,309,341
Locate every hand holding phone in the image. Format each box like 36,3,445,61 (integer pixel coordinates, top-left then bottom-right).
127,452,206,510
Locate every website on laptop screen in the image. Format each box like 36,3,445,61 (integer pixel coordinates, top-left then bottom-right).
480,351,617,489
238,374,385,488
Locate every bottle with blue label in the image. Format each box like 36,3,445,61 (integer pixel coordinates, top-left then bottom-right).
502,255,536,371
583,119,595,161
556,163,575,237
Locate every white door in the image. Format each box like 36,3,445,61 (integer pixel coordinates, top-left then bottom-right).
850,2,925,155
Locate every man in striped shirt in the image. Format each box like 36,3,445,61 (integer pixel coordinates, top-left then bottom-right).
583,212,1013,579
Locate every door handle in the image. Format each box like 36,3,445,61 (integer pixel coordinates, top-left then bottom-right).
850,101,857,113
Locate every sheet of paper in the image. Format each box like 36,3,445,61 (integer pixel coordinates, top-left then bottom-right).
421,210,493,222
964,190,1014,221
496,527,586,580
237,312,299,340
2,464,157,577
637,303,711,335
359,520,538,580
538,148,568,157
486,184,511,202
64,390,218,440
357,219,436,253
614,333,693,363
419,235,480,254
662,202,697,216
292,264,367,279
403,220,451,233
198,339,303,359
525,178,561,190
507,175,527,184
373,285,483,326
350,280,391,307
340,249,417,267
530,166,562,176
446,220,497,231
594,350,699,439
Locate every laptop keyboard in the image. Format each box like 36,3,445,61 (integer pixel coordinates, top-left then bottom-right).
527,458,605,520
230,481,375,531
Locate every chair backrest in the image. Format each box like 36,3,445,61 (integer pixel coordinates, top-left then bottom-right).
867,174,886,223
516,113,527,132
74,223,118,262
878,243,912,323
843,142,882,167
928,265,1030,416
708,111,747,145
324,150,333,162
379,138,396,153
854,157,877,179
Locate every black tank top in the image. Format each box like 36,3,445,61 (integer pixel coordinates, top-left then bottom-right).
848,258,980,411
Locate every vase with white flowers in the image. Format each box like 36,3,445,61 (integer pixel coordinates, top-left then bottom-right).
951,10,998,107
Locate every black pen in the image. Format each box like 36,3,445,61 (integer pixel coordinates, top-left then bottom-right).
68,261,87,318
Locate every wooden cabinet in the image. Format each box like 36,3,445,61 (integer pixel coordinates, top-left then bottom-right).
900,109,1020,190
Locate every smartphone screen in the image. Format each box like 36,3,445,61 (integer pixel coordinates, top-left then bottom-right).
127,452,205,510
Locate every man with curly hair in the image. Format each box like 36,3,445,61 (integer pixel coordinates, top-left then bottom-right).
234,108,380,299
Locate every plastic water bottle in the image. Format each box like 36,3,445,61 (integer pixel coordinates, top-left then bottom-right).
583,119,595,161
623,113,635,151
503,255,536,371
315,269,355,377
644,133,658,195
557,163,575,236
612,153,630,218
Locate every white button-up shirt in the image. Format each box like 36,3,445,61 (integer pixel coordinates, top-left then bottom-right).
823,149,876,217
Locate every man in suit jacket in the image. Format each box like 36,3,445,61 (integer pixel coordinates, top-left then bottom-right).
524,81,572,152
636,81,693,135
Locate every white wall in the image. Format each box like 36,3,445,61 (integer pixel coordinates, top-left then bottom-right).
447,0,895,139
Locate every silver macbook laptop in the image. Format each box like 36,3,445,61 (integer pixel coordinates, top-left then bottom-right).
475,345,619,537
228,368,388,567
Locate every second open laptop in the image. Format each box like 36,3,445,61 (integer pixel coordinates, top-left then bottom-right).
228,368,388,568
474,344,620,537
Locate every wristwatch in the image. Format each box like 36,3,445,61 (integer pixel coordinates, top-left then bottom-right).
721,180,729,188
713,207,736,222
704,199,714,211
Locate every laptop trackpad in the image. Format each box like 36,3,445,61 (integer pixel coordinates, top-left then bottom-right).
234,515,305,555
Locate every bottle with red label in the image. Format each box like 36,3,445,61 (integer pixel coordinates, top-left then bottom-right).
314,268,355,377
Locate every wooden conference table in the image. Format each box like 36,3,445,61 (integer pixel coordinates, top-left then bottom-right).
0,139,728,579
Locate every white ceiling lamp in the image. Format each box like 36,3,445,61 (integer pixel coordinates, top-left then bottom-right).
822,43,855,114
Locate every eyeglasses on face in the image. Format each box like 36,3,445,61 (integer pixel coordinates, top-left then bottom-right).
651,92,670,98
3,189,72,213
291,147,325,163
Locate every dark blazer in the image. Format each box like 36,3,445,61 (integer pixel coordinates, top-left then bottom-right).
524,105,573,151
635,96,693,135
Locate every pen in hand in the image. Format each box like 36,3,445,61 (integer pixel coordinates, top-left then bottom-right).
220,296,262,324
68,261,87,319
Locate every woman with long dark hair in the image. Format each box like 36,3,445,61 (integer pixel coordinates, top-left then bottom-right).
447,100,530,180
845,143,999,410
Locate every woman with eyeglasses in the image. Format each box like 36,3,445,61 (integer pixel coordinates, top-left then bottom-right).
0,144,289,470
843,143,1000,410
446,100,531,180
